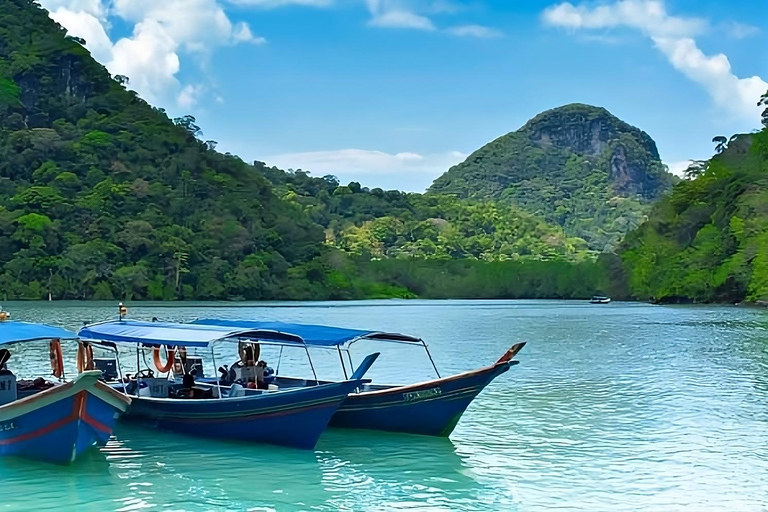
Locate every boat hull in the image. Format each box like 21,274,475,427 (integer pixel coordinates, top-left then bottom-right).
0,371,131,464
330,361,515,436
124,380,364,450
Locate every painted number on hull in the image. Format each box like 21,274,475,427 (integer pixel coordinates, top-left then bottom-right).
0,422,16,432
403,387,441,402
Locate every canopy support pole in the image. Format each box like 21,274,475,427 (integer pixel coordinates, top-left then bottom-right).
114,347,127,395
211,347,222,399
275,346,284,376
304,346,319,384
422,340,441,378
346,349,354,373
337,346,348,380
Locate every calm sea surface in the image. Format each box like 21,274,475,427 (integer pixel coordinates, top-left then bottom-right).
2,300,768,511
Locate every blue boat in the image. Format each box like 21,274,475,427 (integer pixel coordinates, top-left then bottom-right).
0,317,131,464
191,319,525,437
78,319,377,450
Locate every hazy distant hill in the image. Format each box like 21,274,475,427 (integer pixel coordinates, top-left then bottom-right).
429,103,676,251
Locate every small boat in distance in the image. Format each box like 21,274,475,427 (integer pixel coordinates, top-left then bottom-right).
78,318,378,450
191,319,525,437
590,296,612,304
0,314,130,464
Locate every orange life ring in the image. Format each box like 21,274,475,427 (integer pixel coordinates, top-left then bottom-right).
49,339,64,379
153,345,176,373
76,341,94,373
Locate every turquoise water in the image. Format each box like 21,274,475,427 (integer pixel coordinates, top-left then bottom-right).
2,300,768,511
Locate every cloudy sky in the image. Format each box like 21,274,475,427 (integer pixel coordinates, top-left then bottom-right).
40,0,768,190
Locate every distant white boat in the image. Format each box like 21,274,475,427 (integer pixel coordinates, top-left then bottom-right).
590,296,611,304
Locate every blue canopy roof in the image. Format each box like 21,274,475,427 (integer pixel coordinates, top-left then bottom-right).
78,320,303,348
191,319,421,347
0,321,76,346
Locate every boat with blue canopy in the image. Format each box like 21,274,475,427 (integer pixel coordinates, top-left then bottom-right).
78,313,378,450
0,310,131,464
191,319,525,437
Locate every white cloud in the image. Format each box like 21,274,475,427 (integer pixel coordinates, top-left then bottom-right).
542,0,768,123
265,149,468,191
543,0,707,37
43,0,106,17
178,84,205,108
366,0,436,31
40,0,264,106
226,0,334,6
48,8,114,62
666,160,693,177
445,24,502,38
368,9,436,30
722,21,760,40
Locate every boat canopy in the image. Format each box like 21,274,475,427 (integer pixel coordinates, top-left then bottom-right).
0,321,76,346
77,320,304,348
191,319,422,347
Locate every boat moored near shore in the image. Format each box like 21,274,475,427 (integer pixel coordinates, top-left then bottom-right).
0,316,130,464
78,318,378,450
192,319,525,437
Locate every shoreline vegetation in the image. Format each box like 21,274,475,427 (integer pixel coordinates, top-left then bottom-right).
0,1,766,305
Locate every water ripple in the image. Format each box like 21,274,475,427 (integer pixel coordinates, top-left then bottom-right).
2,301,768,510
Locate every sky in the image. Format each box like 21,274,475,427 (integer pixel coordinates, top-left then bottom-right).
40,0,768,191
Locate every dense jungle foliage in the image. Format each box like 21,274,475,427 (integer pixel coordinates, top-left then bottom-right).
0,0,605,301
429,104,676,252
0,0,336,300
262,165,590,262
620,114,768,303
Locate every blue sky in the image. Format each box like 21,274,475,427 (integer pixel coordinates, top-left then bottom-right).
42,0,768,191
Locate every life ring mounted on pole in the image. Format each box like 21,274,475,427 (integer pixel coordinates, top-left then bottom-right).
153,345,176,373
49,338,64,379
76,341,95,373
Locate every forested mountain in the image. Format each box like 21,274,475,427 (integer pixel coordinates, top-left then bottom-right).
0,0,599,301
262,165,590,262
429,104,676,251
0,0,334,300
620,119,768,303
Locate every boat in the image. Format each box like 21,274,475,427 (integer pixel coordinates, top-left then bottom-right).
590,296,611,304
191,319,525,437
77,318,378,450
0,315,131,464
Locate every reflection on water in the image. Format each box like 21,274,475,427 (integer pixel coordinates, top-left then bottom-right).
2,300,768,510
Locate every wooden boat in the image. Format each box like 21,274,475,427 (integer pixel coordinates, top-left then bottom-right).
78,319,377,450
590,296,611,304
191,319,525,437
0,318,130,464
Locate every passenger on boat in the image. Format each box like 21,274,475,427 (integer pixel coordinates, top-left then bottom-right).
0,349,16,406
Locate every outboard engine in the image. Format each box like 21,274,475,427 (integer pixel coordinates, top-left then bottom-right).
94,357,118,381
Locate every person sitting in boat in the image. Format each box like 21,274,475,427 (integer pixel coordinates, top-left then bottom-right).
0,349,16,406
0,349,10,376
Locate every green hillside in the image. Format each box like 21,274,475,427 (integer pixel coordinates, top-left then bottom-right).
620,119,768,303
429,104,676,251
263,166,590,262
0,0,335,300
0,0,601,301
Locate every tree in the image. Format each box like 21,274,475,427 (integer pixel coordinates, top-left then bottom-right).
173,115,202,138
759,90,768,128
712,135,728,154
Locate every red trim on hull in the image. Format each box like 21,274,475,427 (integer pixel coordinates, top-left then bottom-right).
0,391,88,446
